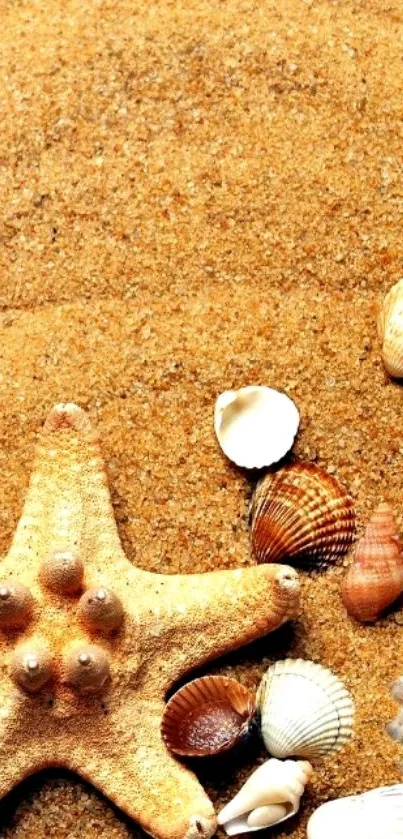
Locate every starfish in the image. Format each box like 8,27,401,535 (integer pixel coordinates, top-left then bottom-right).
0,404,301,839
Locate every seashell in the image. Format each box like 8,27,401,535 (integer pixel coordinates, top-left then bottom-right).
341,505,403,623
251,462,356,568
214,386,299,469
307,784,403,839
378,278,403,377
365,502,400,541
161,675,255,757
217,758,312,834
257,658,354,760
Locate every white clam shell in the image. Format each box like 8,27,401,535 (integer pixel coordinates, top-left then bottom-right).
217,758,312,835
214,386,299,469
307,785,403,839
257,659,354,760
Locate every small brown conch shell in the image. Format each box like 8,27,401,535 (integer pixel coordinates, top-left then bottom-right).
251,462,356,569
378,278,403,377
161,675,255,757
341,504,403,623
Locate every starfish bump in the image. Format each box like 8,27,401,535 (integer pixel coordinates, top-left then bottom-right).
0,403,300,839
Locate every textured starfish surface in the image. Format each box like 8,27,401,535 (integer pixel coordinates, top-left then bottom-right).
0,404,301,839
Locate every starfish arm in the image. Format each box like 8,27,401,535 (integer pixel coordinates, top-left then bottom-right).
141,564,300,691
4,403,130,582
0,689,60,799
66,700,217,839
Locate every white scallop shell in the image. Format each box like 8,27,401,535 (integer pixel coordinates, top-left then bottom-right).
214,386,299,469
378,279,403,377
217,758,312,835
257,659,354,760
307,785,403,839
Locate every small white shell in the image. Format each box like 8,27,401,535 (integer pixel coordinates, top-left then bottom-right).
307,785,403,839
217,758,312,835
257,659,354,760
214,386,299,469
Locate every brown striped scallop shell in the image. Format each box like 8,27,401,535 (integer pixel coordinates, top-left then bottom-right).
250,462,356,569
161,675,255,757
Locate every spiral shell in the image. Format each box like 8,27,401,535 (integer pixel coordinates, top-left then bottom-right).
342,504,403,623
214,386,299,469
218,758,312,834
378,278,403,377
161,675,255,757
307,785,403,839
257,658,354,760
251,463,356,568
366,502,400,540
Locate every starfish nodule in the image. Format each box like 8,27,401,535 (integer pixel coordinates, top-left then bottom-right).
0,403,301,839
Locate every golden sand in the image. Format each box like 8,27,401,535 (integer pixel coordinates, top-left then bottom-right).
0,0,402,836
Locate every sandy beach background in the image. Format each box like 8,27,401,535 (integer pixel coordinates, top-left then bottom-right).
0,0,403,836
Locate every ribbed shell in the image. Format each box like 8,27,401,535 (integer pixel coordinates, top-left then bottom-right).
257,659,354,760
342,505,403,623
218,758,312,835
251,463,356,568
378,278,403,377
307,785,403,839
161,675,255,757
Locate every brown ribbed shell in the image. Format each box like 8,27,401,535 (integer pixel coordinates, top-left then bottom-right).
161,675,255,757
251,462,356,569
